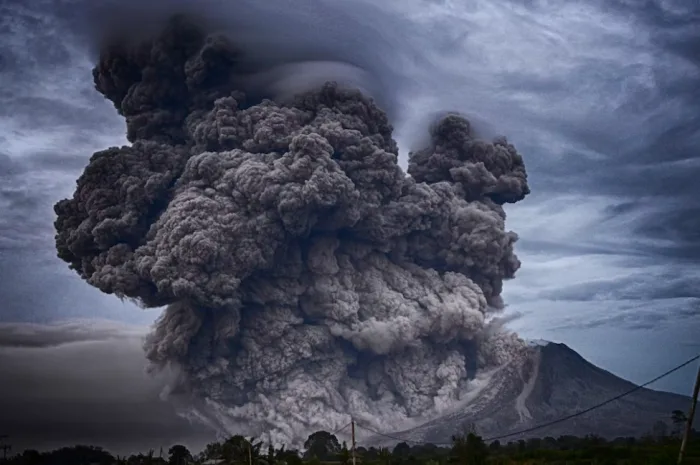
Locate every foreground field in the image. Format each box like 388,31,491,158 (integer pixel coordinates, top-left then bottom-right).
2,430,699,465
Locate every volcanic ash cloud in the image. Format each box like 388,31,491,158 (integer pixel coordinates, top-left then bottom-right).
54,15,530,444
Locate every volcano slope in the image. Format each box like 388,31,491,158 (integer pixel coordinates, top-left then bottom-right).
369,342,697,445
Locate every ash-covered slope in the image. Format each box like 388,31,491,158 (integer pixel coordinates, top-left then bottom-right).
371,342,695,444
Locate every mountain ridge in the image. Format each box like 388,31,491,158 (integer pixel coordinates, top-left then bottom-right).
365,341,697,445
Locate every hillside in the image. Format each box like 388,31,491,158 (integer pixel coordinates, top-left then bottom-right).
368,342,696,445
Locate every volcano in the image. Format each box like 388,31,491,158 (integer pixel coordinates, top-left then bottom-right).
365,341,697,445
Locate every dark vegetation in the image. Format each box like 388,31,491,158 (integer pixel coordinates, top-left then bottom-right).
2,412,698,465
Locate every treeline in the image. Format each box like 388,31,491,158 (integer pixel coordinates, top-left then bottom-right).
3,429,699,465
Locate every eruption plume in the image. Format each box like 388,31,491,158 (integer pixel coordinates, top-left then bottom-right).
54,14,530,444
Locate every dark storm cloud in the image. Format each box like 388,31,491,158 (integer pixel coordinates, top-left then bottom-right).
0,96,118,132
541,274,700,304
0,130,150,323
0,0,123,258
548,300,699,331
0,164,53,252
0,250,159,324
0,150,90,182
0,152,25,176
531,1,700,260
512,267,699,337
0,0,129,329
442,0,700,265
0,155,71,253
0,322,214,454
22,150,94,173
595,199,700,261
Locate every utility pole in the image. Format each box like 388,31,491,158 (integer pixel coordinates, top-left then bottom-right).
248,440,253,465
0,435,10,462
351,419,357,465
678,363,700,464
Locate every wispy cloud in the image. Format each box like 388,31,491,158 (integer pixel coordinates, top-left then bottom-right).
0,319,148,348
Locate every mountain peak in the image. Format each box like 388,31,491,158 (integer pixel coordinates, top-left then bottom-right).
526,339,552,348
367,343,695,445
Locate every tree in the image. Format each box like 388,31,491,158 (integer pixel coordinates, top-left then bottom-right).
392,442,411,459
43,445,115,465
267,444,276,465
200,441,224,462
217,435,264,465
275,447,303,465
168,445,192,465
451,432,489,465
13,450,41,465
672,409,688,437
303,431,341,461
338,442,352,465
378,447,392,465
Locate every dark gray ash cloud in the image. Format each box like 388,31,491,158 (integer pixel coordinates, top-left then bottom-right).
52,12,530,445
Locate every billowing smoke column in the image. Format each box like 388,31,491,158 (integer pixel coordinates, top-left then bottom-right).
54,15,530,444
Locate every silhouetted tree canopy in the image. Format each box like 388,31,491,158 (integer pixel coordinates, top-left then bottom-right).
303,431,341,461
3,414,700,465
168,445,192,465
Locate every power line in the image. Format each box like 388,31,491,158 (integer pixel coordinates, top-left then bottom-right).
332,421,353,436
355,411,501,445
356,353,700,446
355,422,428,445
483,353,700,442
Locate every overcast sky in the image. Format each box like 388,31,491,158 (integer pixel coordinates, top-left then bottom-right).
0,0,698,455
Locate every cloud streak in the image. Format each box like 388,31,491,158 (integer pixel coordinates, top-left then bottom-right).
0,319,147,348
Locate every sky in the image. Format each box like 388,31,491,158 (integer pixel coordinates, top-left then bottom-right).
1,0,699,456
